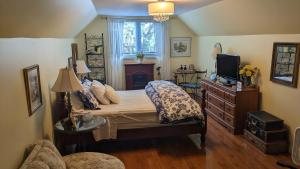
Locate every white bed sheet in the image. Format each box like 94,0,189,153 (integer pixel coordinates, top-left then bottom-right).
74,90,160,141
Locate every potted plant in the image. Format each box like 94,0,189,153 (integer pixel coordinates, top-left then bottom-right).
136,52,144,63
239,65,259,87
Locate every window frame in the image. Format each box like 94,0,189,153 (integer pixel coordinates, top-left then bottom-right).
122,20,158,58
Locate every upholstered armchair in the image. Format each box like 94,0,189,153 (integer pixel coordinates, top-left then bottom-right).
19,140,125,169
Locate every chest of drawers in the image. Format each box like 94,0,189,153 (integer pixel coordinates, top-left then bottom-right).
202,79,259,134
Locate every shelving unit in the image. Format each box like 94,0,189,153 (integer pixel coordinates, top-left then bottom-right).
84,33,106,83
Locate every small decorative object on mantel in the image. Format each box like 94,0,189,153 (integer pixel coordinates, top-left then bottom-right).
239,65,259,87
270,42,300,88
23,64,43,116
136,52,144,63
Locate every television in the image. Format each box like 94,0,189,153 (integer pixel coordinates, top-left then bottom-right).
217,54,240,84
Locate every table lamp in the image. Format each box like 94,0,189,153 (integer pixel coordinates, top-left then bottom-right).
76,60,91,80
51,68,84,121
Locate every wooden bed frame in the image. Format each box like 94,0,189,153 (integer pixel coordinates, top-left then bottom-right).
52,43,207,150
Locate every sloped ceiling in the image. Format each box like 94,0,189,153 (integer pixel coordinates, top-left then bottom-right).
92,0,221,16
179,0,300,36
0,0,97,38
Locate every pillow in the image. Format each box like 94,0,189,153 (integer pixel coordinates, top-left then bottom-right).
90,81,111,105
81,78,92,88
105,85,120,104
78,86,101,110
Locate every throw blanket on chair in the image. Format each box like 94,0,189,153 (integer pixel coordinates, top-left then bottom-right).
145,80,203,123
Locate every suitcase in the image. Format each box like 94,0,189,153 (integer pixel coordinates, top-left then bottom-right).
247,111,283,131
246,122,288,142
244,130,288,154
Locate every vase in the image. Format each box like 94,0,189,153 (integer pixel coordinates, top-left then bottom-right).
243,76,251,86
137,58,143,64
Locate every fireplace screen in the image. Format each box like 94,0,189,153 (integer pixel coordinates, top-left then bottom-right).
132,74,148,89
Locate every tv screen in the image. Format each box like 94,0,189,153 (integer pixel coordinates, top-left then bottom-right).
217,54,240,80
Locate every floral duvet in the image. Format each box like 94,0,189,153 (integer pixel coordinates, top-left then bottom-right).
145,80,203,123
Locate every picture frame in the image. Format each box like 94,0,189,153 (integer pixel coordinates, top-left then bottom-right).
270,42,300,88
170,37,192,57
23,64,43,116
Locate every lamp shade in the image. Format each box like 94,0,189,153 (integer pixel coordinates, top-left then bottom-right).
148,1,174,15
51,68,84,92
76,60,91,74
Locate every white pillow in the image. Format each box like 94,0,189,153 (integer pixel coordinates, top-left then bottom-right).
91,80,111,105
105,85,120,104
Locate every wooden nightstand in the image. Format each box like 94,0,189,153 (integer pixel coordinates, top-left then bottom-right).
54,116,106,154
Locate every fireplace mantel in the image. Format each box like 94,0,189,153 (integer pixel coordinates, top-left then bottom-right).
124,63,154,90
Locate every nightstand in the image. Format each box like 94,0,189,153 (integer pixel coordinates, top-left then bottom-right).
54,116,106,154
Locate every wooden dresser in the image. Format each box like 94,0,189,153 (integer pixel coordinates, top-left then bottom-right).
201,79,259,134
125,63,154,90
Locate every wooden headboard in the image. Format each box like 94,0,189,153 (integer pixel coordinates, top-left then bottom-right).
71,43,78,74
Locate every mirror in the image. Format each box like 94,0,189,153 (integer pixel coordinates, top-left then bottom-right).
270,43,300,88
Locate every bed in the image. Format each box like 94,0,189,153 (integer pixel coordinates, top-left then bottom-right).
52,44,207,149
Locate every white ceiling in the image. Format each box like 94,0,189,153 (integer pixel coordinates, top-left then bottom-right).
92,0,221,16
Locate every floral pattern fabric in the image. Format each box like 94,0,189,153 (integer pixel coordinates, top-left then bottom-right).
145,80,203,123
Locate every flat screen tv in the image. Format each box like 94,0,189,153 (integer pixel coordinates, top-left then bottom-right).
217,54,240,81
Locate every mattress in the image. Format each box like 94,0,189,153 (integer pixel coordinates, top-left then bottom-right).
75,90,161,140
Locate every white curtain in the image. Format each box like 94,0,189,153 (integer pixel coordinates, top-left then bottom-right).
107,18,125,90
155,22,171,80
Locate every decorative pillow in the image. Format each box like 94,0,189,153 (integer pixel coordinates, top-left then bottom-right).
90,80,111,105
81,78,92,88
78,86,101,110
105,85,120,104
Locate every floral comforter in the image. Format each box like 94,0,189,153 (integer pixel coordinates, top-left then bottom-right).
145,80,203,123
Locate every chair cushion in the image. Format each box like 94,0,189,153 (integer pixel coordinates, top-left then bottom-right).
182,83,201,89
63,152,125,169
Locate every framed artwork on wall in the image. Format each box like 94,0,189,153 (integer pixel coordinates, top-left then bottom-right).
23,64,43,116
170,37,192,57
270,42,300,88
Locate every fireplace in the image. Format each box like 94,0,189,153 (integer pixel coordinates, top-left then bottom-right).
125,64,154,90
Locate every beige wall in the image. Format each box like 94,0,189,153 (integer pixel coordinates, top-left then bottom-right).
197,34,300,144
75,16,198,80
0,38,73,169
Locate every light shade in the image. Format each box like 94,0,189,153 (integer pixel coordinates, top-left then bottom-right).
148,1,174,22
76,60,91,74
51,68,84,92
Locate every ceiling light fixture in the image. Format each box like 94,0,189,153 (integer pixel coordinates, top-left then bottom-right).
148,0,175,22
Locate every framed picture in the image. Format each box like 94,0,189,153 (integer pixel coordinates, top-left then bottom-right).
23,65,43,116
270,43,300,88
171,37,192,57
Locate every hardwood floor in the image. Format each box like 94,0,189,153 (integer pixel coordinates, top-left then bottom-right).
92,117,293,169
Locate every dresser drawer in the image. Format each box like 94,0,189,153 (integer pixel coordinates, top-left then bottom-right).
208,86,225,98
207,102,224,119
224,92,236,104
207,93,225,110
224,103,236,116
224,113,234,127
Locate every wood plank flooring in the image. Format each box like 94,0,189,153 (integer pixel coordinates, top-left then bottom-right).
92,117,294,169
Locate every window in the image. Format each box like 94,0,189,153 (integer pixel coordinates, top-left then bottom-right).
122,21,157,56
